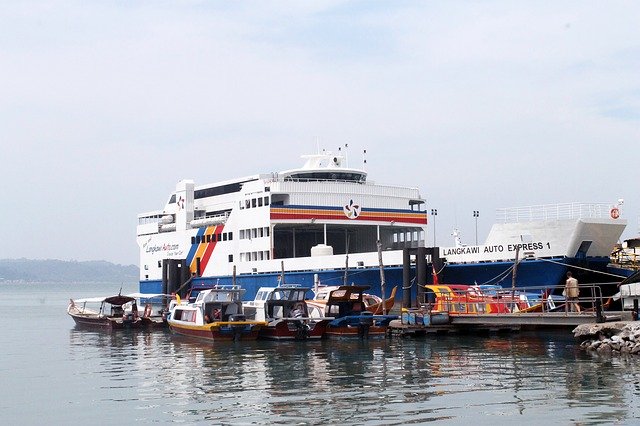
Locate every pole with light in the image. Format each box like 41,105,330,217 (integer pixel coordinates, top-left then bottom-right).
473,210,479,245
430,209,438,246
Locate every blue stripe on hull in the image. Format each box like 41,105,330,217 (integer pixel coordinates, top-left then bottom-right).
139,257,611,301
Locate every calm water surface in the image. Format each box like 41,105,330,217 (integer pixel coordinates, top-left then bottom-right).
1,282,639,425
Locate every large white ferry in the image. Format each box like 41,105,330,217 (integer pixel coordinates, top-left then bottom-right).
137,153,627,301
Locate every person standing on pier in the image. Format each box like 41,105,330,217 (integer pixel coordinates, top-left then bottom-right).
564,271,581,313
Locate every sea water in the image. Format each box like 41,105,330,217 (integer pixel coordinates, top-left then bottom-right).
1,282,639,425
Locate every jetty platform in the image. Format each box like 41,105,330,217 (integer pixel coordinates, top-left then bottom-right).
389,311,634,336
387,281,637,337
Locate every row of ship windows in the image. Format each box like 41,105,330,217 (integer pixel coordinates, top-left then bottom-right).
240,251,271,262
191,232,233,244
240,196,270,210
394,230,425,243
239,227,270,239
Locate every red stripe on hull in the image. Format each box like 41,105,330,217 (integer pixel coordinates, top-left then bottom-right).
270,213,426,224
325,326,388,339
169,325,261,341
259,321,327,340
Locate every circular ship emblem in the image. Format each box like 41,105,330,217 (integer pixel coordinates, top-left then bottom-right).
343,199,361,219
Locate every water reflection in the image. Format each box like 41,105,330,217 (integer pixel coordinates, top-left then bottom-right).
64,326,640,424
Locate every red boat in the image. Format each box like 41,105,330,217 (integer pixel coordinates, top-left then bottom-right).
243,285,330,340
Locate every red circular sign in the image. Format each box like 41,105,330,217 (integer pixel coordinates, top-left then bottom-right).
610,208,620,219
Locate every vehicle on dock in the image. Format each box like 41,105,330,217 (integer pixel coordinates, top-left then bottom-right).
167,286,266,341
307,285,398,339
243,285,330,340
67,294,144,330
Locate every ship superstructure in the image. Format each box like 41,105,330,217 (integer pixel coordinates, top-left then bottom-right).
137,153,427,299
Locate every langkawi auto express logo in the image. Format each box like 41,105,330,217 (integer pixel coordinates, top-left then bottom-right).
343,199,361,219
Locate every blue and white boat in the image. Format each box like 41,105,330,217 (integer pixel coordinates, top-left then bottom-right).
136,152,626,301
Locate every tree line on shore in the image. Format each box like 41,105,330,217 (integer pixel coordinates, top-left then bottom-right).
0,258,138,283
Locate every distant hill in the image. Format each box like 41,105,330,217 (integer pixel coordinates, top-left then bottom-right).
0,259,138,283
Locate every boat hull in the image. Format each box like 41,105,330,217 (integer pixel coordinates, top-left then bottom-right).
69,314,142,330
141,258,587,304
168,322,262,341
324,324,388,339
258,319,328,340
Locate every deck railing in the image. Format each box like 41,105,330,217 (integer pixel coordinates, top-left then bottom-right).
495,203,615,223
413,283,609,317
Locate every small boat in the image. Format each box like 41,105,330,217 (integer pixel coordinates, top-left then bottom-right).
167,285,266,341
312,285,397,314
243,285,330,340
307,285,398,339
125,292,171,328
67,294,144,329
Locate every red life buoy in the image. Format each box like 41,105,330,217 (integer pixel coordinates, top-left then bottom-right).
610,208,620,219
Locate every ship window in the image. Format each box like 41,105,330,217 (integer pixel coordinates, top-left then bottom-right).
258,228,264,238
266,227,270,237
191,236,196,244
245,200,250,209
252,228,257,238
258,197,263,207
259,251,264,260
240,230,245,239
224,233,229,241
240,201,244,210
169,194,176,204
265,251,270,260
206,235,211,243
264,196,269,206
252,198,257,208
228,232,233,240
157,261,161,268
228,254,233,263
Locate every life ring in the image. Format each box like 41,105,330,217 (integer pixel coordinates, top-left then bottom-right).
610,207,620,219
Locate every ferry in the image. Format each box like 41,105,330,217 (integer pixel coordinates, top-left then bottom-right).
136,152,627,301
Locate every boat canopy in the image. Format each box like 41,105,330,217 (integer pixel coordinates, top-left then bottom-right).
72,295,137,305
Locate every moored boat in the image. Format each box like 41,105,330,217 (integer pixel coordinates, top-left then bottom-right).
67,294,143,329
307,285,398,338
167,285,266,341
243,285,330,340
312,284,397,314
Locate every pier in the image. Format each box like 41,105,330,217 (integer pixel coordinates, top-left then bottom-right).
389,311,634,337
389,278,634,337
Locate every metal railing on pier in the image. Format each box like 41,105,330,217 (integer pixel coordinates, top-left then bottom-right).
399,284,632,330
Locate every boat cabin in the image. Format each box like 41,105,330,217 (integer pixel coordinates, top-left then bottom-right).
244,285,310,322
324,285,370,318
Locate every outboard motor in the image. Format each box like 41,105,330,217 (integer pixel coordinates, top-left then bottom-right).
358,311,374,339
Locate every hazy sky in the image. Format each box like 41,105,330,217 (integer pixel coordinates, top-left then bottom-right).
1,1,639,266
